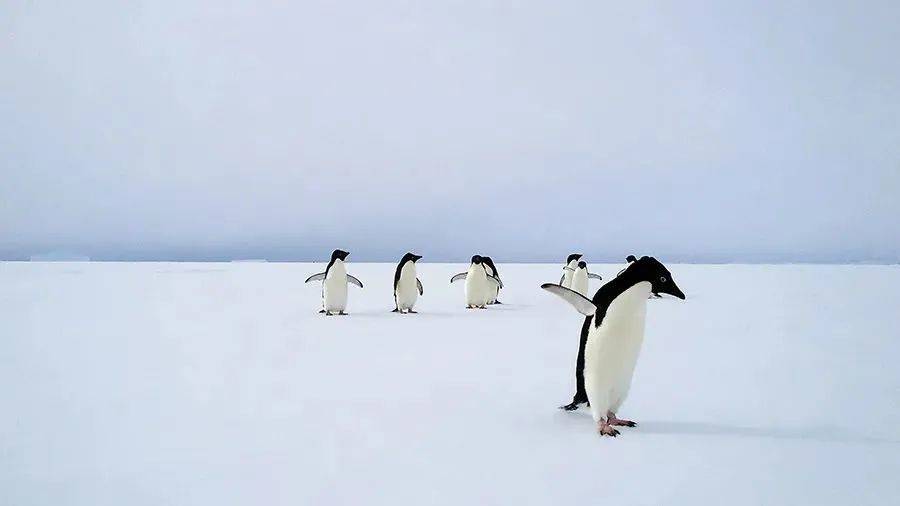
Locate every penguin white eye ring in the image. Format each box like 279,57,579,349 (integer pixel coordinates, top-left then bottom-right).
660,276,667,283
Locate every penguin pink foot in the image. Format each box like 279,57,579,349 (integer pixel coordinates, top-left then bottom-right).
597,420,620,437
607,411,637,427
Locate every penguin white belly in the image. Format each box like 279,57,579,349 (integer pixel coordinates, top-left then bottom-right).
323,261,348,313
395,262,418,311
561,261,576,288
584,282,651,422
571,269,589,297
465,266,491,307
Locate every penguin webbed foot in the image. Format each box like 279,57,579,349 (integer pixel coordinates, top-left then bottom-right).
391,308,399,313
559,397,589,411
607,412,637,427
597,421,621,437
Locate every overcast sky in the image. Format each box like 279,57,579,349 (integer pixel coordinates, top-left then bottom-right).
2,1,898,262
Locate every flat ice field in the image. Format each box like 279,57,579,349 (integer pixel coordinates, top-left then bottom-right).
1,262,898,505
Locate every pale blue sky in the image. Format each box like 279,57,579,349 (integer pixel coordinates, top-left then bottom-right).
2,1,898,262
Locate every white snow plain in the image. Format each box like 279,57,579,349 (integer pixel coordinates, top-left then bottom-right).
1,262,898,505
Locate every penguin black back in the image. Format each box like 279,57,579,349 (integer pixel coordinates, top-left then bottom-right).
393,252,422,291
325,249,350,276
482,256,500,277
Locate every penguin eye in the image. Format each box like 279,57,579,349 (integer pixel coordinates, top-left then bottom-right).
659,276,667,283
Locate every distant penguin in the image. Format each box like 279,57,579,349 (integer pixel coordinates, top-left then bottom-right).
619,255,661,298
482,256,503,304
450,255,502,309
570,260,603,298
542,256,685,436
560,260,603,411
617,255,637,277
560,253,583,288
393,252,423,314
304,249,364,315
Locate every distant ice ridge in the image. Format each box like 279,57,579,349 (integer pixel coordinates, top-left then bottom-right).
29,252,90,262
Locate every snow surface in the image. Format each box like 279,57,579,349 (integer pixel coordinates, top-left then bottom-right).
1,262,898,505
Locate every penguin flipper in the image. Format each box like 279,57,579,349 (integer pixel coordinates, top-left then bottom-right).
450,273,467,283
540,283,597,316
347,274,364,288
416,278,424,295
305,272,326,283
588,272,603,280
559,274,566,285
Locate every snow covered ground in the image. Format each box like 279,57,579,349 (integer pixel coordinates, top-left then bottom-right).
1,261,898,505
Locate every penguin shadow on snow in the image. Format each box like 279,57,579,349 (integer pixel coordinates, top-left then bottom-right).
637,420,899,445
556,411,897,445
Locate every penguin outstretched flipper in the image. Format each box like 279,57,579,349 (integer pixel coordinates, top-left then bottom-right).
588,272,603,280
305,272,326,283
347,275,364,288
540,284,597,316
416,278,424,296
450,272,467,283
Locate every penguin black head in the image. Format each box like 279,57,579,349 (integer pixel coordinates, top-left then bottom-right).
331,249,350,261
626,255,637,263
402,252,423,263
577,260,587,269
622,256,685,300
471,255,483,265
566,253,583,264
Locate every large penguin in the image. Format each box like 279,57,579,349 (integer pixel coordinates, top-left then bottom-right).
560,253,583,288
450,255,502,309
482,256,503,304
304,249,364,315
392,252,423,314
570,260,603,298
542,256,685,436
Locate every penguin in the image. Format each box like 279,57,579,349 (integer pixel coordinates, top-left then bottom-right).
616,255,637,277
450,255,502,309
560,253,583,288
570,260,603,298
304,249,364,315
482,256,503,304
619,255,661,298
392,252,423,314
541,256,685,436
559,259,604,412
